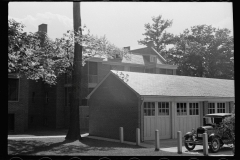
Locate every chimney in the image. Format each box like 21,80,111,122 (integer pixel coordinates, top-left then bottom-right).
147,41,154,48
38,24,47,33
124,46,130,51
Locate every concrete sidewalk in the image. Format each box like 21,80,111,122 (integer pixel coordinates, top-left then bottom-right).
142,139,234,156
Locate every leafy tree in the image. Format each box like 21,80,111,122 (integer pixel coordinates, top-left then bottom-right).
8,19,129,85
167,25,234,79
138,15,174,59
9,7,130,141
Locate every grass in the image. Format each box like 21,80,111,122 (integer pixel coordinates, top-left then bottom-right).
8,137,203,156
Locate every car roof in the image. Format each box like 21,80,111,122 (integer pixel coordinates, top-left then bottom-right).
204,113,233,118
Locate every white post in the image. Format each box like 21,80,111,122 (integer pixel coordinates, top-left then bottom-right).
155,130,160,151
136,128,140,145
177,131,182,154
203,133,208,156
119,127,123,143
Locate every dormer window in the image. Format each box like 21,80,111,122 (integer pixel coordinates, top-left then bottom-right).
150,56,157,63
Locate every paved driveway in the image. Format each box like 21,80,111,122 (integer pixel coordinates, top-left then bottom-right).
141,139,234,156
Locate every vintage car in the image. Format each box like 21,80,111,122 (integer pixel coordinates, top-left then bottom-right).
184,113,233,153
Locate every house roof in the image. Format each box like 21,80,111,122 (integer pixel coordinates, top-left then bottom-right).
108,71,234,97
130,47,167,64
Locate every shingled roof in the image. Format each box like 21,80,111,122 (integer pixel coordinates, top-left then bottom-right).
110,70,234,97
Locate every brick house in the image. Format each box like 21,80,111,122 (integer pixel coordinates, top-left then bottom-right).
86,71,234,142
8,23,177,133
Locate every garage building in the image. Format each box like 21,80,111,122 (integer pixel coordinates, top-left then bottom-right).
87,70,234,142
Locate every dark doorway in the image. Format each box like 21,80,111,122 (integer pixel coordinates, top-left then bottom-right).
8,114,14,132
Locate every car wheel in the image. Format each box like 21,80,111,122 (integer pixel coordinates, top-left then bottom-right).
209,137,221,153
184,137,196,151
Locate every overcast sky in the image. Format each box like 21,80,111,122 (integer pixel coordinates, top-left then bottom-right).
9,2,233,50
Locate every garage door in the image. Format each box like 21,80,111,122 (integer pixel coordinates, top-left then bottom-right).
144,102,171,140
175,102,200,138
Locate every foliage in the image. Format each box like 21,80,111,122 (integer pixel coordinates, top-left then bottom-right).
218,105,235,154
138,15,174,59
167,25,234,79
8,18,129,85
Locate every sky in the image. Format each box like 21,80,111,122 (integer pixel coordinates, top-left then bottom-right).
8,2,233,50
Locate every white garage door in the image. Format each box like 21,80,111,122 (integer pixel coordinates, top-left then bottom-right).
144,102,171,140
175,102,200,138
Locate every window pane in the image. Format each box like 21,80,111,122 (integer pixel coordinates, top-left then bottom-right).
166,102,169,108
8,78,19,101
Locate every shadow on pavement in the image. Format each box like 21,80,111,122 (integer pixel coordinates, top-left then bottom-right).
8,136,143,155
8,128,89,137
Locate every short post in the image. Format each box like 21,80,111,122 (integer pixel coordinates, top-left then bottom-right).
155,130,160,151
136,128,140,146
177,131,182,154
203,133,208,156
119,127,124,143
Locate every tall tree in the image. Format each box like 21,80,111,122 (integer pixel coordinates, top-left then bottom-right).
167,25,234,79
65,2,82,141
138,15,174,59
8,18,129,85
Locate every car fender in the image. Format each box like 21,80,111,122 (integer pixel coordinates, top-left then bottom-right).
184,132,193,138
208,133,221,142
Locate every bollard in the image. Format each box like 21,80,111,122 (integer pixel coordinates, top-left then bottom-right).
203,133,208,156
155,130,160,151
177,131,182,154
136,128,140,146
119,127,124,143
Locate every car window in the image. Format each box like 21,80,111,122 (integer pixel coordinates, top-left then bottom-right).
204,117,213,124
214,118,222,125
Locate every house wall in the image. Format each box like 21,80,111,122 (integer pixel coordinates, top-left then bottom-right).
8,76,29,133
28,80,57,129
89,74,139,142
28,80,45,128
56,75,66,128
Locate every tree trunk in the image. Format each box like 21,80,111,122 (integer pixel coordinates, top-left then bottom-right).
65,2,82,141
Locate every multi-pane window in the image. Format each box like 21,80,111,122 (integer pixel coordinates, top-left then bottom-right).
150,56,157,63
177,103,187,116
208,103,215,114
130,67,144,73
217,103,225,113
189,103,199,115
145,68,155,73
8,78,19,101
159,68,166,74
158,102,170,115
166,69,173,75
144,102,155,116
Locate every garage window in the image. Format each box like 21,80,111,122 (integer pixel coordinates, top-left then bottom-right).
189,103,199,115
158,102,169,115
217,103,225,113
208,103,215,114
177,103,187,115
144,102,155,116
